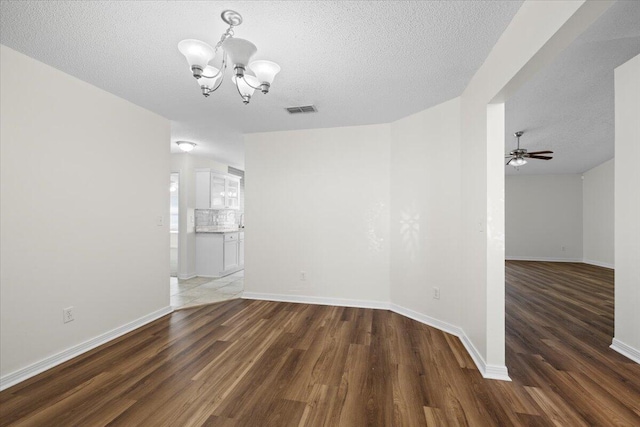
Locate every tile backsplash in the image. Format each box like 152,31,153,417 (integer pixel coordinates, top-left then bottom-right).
195,209,238,228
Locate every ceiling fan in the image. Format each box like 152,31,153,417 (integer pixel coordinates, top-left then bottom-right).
505,131,553,167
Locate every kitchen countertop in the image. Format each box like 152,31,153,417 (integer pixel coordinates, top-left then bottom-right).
195,227,245,234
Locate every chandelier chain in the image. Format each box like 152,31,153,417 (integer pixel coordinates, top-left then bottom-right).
214,25,235,53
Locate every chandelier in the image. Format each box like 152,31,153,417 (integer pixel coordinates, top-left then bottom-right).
178,10,281,104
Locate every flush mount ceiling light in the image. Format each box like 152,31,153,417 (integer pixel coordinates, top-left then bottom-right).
176,141,197,152
178,10,281,105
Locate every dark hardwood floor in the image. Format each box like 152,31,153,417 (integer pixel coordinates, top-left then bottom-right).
1,261,638,426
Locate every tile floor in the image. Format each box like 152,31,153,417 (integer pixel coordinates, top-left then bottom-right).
170,270,244,309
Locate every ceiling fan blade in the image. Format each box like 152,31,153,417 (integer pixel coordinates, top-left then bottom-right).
526,150,554,155
527,155,553,160
506,158,513,166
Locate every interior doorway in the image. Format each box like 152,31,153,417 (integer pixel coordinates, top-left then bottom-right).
499,0,637,399
170,172,179,277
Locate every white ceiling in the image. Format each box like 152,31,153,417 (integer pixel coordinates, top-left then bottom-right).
0,0,523,169
3,1,636,174
505,0,640,176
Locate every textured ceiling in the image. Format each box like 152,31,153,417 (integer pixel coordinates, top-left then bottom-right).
505,0,640,176
1,0,523,168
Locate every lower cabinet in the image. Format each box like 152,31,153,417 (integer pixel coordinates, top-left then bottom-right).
224,236,239,271
195,231,245,277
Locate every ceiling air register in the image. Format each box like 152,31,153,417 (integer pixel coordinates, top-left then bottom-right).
178,10,281,105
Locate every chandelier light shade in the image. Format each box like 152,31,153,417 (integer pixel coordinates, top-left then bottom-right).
198,65,222,96
222,38,257,76
249,60,281,93
177,10,280,104
176,141,197,152
177,40,216,79
233,74,260,104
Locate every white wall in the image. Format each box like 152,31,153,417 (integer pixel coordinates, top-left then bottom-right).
613,53,640,361
583,159,614,268
170,153,228,279
505,174,583,261
390,97,462,327
242,1,609,380
505,161,615,267
244,125,391,304
0,46,171,381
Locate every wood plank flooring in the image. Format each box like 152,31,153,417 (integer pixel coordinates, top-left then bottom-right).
1,261,638,426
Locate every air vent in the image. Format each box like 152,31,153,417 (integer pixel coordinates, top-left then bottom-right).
286,105,317,114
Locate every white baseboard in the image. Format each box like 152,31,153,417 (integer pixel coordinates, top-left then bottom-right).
243,292,510,381
505,256,582,262
242,292,390,310
458,334,511,381
178,272,197,280
483,363,512,381
198,266,245,280
505,257,615,270
0,306,173,391
582,259,615,269
389,303,462,338
610,338,640,364
390,304,510,381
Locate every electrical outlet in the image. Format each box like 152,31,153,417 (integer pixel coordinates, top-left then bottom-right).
63,307,74,323
300,271,306,281
433,287,440,300
156,216,164,226
561,246,566,252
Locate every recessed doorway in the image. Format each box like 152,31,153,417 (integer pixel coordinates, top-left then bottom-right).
170,172,179,276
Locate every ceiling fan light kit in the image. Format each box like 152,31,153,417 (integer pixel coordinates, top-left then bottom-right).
505,131,554,167
178,10,280,105
510,157,527,166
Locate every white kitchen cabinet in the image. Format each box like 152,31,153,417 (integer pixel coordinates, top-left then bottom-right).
223,233,239,270
195,231,245,278
195,169,241,210
210,173,227,209
225,178,240,209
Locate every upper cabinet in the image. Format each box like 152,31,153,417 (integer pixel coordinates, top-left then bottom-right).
196,169,242,210
210,173,227,209
225,178,240,209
